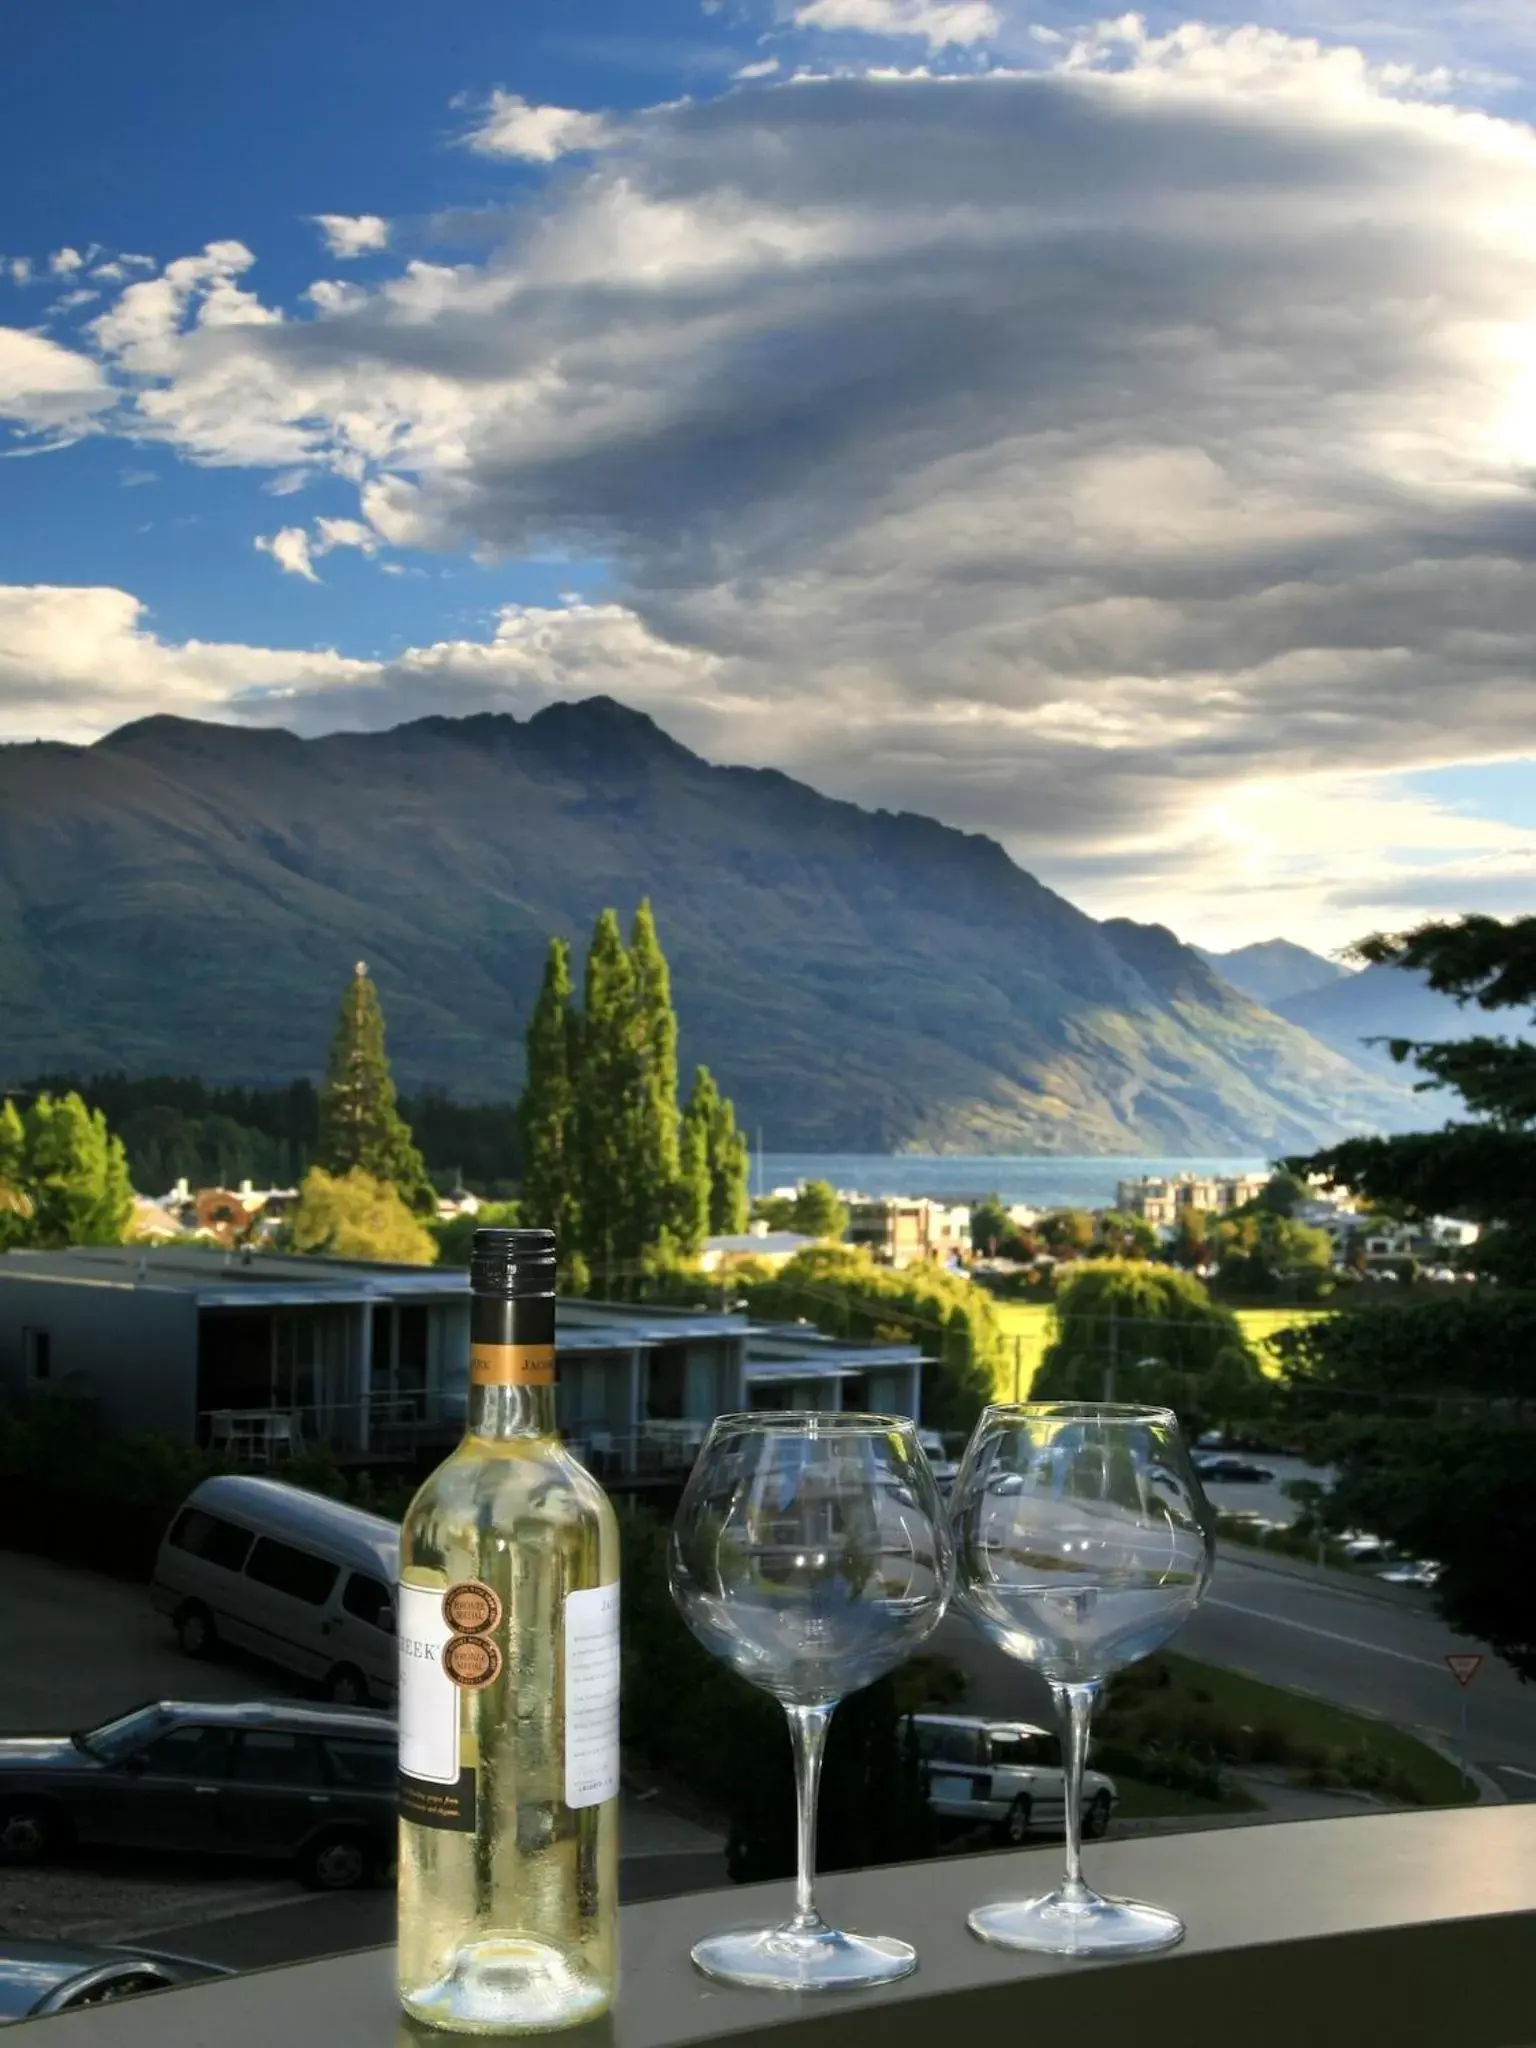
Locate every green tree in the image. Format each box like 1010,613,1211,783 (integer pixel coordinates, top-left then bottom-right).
8,1092,136,1249
1167,1208,1212,1270
1034,1261,1265,1440
517,939,581,1257
1039,1208,1096,1257
627,901,684,1257
1095,1209,1158,1258
675,1100,713,1254
792,1179,848,1240
290,1166,436,1265
429,1198,521,1269
317,963,434,1214
1273,1297,1536,1680
1288,913,1536,1282
703,1073,750,1234
1212,1212,1333,1300
573,910,640,1282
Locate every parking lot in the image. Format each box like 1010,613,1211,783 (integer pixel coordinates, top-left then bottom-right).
0,1550,724,1959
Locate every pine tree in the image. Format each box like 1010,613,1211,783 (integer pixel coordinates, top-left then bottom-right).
518,938,582,1261
627,901,684,1258
317,962,434,1215
573,910,639,1284
20,1091,135,1247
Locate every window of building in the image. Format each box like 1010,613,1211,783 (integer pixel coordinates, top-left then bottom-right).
340,1572,394,1631
243,1536,338,1606
168,1507,256,1573
646,1344,686,1421
229,1730,324,1787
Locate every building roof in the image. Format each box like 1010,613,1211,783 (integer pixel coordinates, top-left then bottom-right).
703,1231,814,1257
0,1244,469,1306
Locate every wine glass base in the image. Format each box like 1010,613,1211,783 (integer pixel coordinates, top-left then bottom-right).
691,1921,918,1991
968,1888,1185,1958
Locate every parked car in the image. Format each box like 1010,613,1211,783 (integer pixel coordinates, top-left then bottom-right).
901,1714,1116,1845
917,1430,959,1490
0,1939,229,2025
1377,1560,1443,1587
151,1474,400,1704
0,1700,397,1891
1195,1457,1276,1483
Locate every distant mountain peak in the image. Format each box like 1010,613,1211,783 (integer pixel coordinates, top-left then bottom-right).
1199,937,1348,1008
97,715,303,756
525,694,698,765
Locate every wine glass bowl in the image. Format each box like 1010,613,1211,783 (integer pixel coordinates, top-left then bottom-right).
950,1403,1214,1958
669,1412,953,1990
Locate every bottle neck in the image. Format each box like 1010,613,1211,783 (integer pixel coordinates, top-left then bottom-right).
467,1294,558,1442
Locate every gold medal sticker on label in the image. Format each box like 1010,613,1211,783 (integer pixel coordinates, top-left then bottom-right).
442,1634,502,1689
469,1342,556,1388
442,1579,503,1636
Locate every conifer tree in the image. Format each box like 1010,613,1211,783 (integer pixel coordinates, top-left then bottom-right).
627,900,684,1257
573,910,639,1283
318,962,434,1214
518,938,582,1259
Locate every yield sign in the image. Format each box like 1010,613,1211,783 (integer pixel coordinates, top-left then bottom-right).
1445,1653,1483,1688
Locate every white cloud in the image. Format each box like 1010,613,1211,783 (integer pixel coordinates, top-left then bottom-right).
49,288,98,314
464,91,614,161
39,37,1536,940
0,583,370,742
734,57,782,78
255,526,319,582
7,258,33,287
310,213,391,259
91,261,127,283
48,247,85,277
0,326,113,432
792,0,1000,48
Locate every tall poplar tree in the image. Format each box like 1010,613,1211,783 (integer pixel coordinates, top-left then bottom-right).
573,910,639,1282
518,938,582,1256
683,1066,750,1235
628,901,684,1257
317,962,434,1214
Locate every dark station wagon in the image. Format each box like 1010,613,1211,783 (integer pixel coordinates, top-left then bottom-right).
0,1700,397,1891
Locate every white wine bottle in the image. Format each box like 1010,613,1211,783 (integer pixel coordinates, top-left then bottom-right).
397,1227,620,2034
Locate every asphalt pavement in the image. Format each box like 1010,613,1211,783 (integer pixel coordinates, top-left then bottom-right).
933,1542,1536,1800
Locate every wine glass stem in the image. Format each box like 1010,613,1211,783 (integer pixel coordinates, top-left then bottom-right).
1050,1678,1101,1898
785,1701,833,1932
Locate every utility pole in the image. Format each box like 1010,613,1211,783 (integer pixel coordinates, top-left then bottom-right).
1013,1332,1022,1403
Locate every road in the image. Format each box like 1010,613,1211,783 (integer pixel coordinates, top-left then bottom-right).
933,1544,1536,1799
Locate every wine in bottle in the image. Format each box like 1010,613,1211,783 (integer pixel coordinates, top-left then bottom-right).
397,1226,620,2034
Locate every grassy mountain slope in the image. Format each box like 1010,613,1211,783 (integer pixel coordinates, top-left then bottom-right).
0,702,1413,1152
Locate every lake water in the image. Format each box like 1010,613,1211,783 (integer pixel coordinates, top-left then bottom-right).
756,1153,1269,1210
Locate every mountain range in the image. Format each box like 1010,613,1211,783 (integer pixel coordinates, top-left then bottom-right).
1198,939,1349,1008
0,701,1417,1153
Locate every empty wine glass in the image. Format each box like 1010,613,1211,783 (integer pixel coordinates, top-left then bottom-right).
949,1403,1214,1957
669,1411,953,1990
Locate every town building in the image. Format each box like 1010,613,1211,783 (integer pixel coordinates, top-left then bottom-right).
0,1244,927,1481
1114,1173,1270,1227
846,1196,971,1268
698,1225,817,1273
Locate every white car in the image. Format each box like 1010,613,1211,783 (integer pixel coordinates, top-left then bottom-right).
917,1429,960,1491
902,1713,1117,1845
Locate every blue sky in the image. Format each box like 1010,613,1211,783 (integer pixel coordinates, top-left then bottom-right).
3,0,1536,949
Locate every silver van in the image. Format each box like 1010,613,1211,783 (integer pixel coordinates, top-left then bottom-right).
151,1476,399,1707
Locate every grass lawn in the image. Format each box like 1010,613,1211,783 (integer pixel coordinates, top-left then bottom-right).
1155,1653,1474,1807
983,1298,1334,1399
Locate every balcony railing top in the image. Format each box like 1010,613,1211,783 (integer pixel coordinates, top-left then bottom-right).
14,1807,1536,2047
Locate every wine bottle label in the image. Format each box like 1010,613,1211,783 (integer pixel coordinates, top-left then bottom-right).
470,1342,556,1388
398,1582,476,1831
564,1582,620,1809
